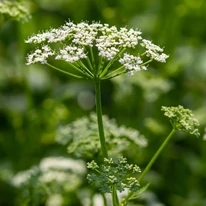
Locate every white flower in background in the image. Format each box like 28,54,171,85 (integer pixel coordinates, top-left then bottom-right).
39,156,86,174
11,157,86,188
26,21,169,79
46,194,63,206
11,157,86,205
12,166,39,187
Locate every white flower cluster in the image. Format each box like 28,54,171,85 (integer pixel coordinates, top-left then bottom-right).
141,39,169,62
12,156,86,187
55,46,87,62
26,21,168,76
26,45,54,65
119,53,147,75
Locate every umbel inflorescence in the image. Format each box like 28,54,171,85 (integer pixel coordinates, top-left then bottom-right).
25,21,169,79
161,105,200,137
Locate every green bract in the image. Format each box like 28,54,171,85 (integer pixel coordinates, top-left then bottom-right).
161,105,200,137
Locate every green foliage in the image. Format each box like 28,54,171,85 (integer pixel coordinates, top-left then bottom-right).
56,113,147,158
0,0,205,205
87,157,141,193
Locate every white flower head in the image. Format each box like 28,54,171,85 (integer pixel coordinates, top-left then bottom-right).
26,45,54,65
55,45,87,62
119,53,146,72
141,39,169,62
25,21,168,79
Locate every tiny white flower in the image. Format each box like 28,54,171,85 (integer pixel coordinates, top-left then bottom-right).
26,45,54,65
141,39,169,62
55,45,87,62
119,53,144,72
25,21,168,78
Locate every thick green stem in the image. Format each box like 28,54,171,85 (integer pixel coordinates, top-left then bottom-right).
95,79,108,158
112,184,119,206
102,193,108,206
122,128,176,204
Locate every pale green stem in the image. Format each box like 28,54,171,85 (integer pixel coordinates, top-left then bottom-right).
140,51,147,56
86,56,95,72
77,60,95,77
90,47,96,70
112,184,119,206
102,193,108,206
97,56,105,76
138,128,176,182
67,61,91,77
46,63,84,78
140,59,153,66
122,128,176,204
102,65,125,79
100,48,126,78
95,79,108,158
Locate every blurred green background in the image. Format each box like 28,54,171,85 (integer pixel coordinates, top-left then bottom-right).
0,0,206,205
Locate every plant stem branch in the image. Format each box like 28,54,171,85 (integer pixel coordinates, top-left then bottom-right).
112,184,119,206
138,128,176,182
121,128,176,204
46,63,84,78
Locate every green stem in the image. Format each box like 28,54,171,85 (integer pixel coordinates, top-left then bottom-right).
140,59,153,66
97,56,105,76
102,65,125,79
86,56,95,73
46,63,84,78
95,79,108,158
112,184,119,206
122,128,176,204
100,48,126,78
90,47,96,70
77,60,95,77
138,128,176,182
102,193,108,206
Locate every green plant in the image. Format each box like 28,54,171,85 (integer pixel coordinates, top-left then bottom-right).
25,21,199,205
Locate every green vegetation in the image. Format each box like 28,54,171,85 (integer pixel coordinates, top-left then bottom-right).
0,0,205,205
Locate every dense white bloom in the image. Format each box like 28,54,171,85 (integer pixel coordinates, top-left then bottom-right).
55,45,87,62
25,21,168,78
119,53,147,71
98,46,119,60
26,45,54,65
141,39,169,62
